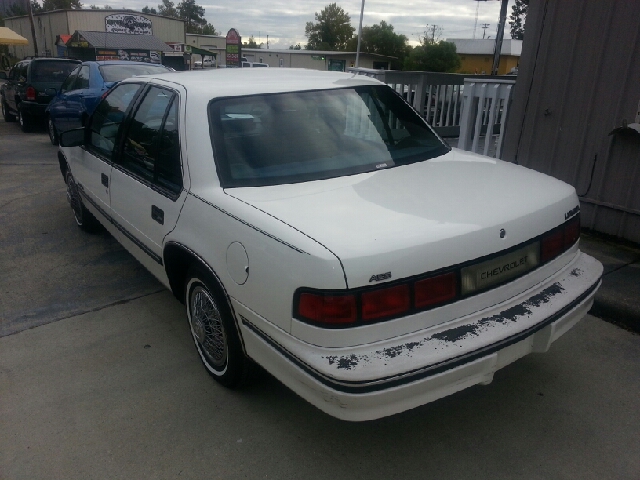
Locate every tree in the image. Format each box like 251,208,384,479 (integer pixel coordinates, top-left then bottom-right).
289,43,302,50
345,20,409,69
404,41,460,72
142,6,157,14
7,0,44,15
509,0,528,40
157,0,178,17
305,3,354,51
200,22,217,35
41,0,82,10
243,36,260,48
177,0,206,34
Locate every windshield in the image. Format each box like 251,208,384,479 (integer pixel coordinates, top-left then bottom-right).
31,61,79,83
209,85,449,187
99,64,171,82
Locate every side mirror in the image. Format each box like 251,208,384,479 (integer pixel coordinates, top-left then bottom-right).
59,127,85,148
45,87,57,96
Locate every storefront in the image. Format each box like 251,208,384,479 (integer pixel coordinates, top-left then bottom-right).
65,30,173,64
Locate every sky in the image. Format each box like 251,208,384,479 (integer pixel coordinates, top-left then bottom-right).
95,0,510,49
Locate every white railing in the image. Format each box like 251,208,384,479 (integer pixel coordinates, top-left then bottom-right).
457,79,515,158
348,68,516,158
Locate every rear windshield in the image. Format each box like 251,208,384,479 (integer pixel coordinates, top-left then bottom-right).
99,64,171,82
209,85,449,187
31,61,79,83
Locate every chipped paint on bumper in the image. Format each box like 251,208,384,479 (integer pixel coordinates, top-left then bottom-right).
237,252,602,421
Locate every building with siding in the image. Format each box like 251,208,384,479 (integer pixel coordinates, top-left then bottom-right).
449,38,521,75
502,0,640,243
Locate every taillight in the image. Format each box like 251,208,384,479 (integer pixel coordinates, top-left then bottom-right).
297,292,356,324
414,272,457,308
26,86,36,101
541,214,580,263
361,284,410,320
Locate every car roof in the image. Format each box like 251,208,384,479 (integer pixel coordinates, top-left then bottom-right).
122,68,384,100
86,60,170,67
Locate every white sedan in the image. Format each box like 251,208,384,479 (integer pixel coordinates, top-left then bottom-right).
57,69,602,421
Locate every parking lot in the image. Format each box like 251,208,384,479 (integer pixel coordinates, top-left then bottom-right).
1,119,640,479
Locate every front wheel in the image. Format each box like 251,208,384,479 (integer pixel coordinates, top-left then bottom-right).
65,170,101,232
47,116,59,145
185,268,250,387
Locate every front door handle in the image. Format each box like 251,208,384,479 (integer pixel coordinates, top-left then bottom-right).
151,205,164,225
101,173,108,187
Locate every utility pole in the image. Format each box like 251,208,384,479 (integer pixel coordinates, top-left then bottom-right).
481,23,490,39
355,0,365,67
266,35,269,49
491,0,508,75
26,0,38,57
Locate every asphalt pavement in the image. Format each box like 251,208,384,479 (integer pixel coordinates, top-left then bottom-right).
1,117,639,479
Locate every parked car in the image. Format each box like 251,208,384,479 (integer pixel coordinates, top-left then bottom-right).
57,69,603,421
46,60,172,144
1,57,80,132
241,61,269,67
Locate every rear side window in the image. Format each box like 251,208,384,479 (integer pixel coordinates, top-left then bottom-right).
119,86,182,195
88,83,141,160
31,61,79,83
75,66,90,89
99,64,170,82
60,66,80,92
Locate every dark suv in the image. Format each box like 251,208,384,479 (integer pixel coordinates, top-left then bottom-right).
1,58,80,132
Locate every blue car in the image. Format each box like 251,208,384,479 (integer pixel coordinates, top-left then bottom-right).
46,60,172,144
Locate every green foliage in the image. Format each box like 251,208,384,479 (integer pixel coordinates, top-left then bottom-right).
177,0,207,34
5,1,42,15
142,6,157,14
345,20,409,69
157,0,178,17
404,41,460,72
289,43,302,50
304,3,354,51
200,22,217,35
509,0,528,40
243,36,260,48
41,0,83,10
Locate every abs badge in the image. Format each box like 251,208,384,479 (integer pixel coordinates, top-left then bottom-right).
369,272,392,283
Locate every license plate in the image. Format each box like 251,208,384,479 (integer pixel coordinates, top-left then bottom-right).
461,242,540,295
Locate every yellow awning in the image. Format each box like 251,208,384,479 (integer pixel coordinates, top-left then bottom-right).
0,27,29,46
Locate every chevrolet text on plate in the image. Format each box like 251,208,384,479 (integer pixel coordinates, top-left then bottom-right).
57,68,602,421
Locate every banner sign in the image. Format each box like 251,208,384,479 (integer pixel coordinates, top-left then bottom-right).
105,14,153,35
226,28,242,67
96,49,161,64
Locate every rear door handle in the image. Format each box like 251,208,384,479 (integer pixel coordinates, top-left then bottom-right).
151,205,164,225
101,173,108,187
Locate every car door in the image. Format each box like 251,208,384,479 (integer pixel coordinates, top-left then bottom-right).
4,63,24,112
72,82,143,224
49,65,80,133
109,85,188,278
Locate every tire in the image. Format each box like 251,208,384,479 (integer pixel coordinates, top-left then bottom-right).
185,267,250,388
2,100,16,122
18,106,32,133
47,115,59,145
65,170,101,233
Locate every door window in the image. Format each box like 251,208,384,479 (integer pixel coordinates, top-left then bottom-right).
88,83,141,161
119,86,182,195
75,66,90,90
60,66,80,92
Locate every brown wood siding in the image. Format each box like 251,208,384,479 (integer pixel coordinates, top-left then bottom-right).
502,0,640,243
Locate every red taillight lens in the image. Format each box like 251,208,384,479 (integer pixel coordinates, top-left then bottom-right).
414,272,457,308
26,86,36,101
361,284,410,321
297,293,356,324
541,229,564,263
564,216,580,248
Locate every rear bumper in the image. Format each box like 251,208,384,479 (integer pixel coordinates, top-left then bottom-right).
236,252,602,421
20,100,48,118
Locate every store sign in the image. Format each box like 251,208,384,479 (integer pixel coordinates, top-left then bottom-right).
105,14,153,35
226,28,242,68
96,49,161,64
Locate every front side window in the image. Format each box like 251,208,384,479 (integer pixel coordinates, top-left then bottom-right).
120,86,182,194
88,83,141,160
209,85,449,187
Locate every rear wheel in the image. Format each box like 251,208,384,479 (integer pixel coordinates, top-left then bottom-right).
47,116,59,145
18,106,32,132
2,100,16,122
65,170,101,232
185,267,250,387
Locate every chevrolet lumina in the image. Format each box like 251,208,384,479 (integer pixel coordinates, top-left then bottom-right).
57,69,603,421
